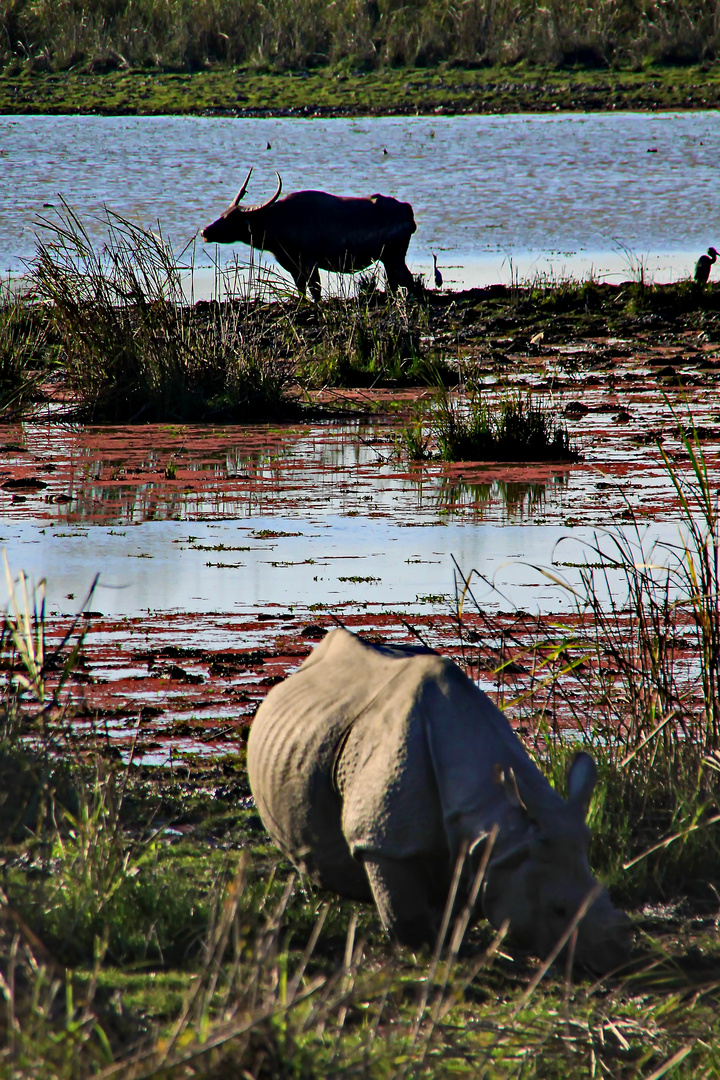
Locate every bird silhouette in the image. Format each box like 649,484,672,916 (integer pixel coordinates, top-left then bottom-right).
694,246,718,285
432,253,443,289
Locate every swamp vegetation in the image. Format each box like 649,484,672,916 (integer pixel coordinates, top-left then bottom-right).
2,0,719,76
1,212,720,1075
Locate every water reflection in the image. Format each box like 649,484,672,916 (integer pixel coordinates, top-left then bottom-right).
436,475,569,518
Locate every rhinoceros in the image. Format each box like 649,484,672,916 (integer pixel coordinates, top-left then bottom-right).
247,627,631,971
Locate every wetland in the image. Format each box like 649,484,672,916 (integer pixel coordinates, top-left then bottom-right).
1,106,720,1077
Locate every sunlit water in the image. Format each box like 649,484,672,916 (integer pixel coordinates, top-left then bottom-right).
2,111,719,291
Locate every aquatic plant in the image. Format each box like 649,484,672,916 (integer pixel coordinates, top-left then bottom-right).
433,388,578,463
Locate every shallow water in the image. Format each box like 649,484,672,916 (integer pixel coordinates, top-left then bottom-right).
2,111,719,290
0,399,711,620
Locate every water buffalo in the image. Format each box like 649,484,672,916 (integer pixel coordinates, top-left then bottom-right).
201,170,420,300
248,628,631,972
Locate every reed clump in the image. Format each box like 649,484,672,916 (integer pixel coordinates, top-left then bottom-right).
432,388,578,463
2,0,718,74
31,204,295,423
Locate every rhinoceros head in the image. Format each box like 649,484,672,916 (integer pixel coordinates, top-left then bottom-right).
479,753,631,973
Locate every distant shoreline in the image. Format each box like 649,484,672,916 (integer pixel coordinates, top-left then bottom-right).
1,64,719,117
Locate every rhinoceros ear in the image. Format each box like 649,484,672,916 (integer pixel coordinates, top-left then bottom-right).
566,752,597,817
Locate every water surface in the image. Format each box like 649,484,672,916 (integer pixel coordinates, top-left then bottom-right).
2,112,718,289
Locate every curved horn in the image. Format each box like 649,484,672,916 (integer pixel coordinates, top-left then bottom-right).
231,168,253,208
255,171,282,210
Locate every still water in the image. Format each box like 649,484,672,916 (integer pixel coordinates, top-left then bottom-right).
2,111,719,289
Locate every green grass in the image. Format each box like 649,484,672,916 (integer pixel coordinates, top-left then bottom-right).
0,285,49,418
30,203,297,423
294,286,445,390
2,63,720,117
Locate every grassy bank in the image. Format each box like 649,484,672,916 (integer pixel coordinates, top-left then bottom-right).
6,212,720,425
2,62,719,116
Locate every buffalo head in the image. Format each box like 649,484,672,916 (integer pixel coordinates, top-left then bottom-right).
201,168,282,247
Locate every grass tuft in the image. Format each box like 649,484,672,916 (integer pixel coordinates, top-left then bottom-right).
31,202,295,423
433,388,578,462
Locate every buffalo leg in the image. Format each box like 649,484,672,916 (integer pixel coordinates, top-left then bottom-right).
383,257,420,296
362,854,437,949
308,266,322,302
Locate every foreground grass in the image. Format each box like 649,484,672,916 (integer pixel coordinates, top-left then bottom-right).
2,63,719,116
2,752,719,1078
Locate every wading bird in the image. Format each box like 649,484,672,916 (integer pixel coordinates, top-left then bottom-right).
433,253,442,289
694,246,718,286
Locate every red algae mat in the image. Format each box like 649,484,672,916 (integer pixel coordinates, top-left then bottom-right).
2,353,719,762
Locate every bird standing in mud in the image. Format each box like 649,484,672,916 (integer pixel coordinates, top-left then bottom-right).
432,253,443,289
694,246,718,286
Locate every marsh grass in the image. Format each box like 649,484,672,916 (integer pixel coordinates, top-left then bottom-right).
2,0,718,74
0,285,49,418
31,203,295,423
294,283,440,390
432,388,578,462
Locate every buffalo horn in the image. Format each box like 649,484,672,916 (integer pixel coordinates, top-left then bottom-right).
254,171,283,210
232,168,254,208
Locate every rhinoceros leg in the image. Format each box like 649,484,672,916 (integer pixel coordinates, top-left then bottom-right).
362,854,438,949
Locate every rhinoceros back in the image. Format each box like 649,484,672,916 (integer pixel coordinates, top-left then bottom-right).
247,628,437,893
248,627,558,892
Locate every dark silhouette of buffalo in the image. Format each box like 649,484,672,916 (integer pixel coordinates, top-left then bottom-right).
201,170,419,300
